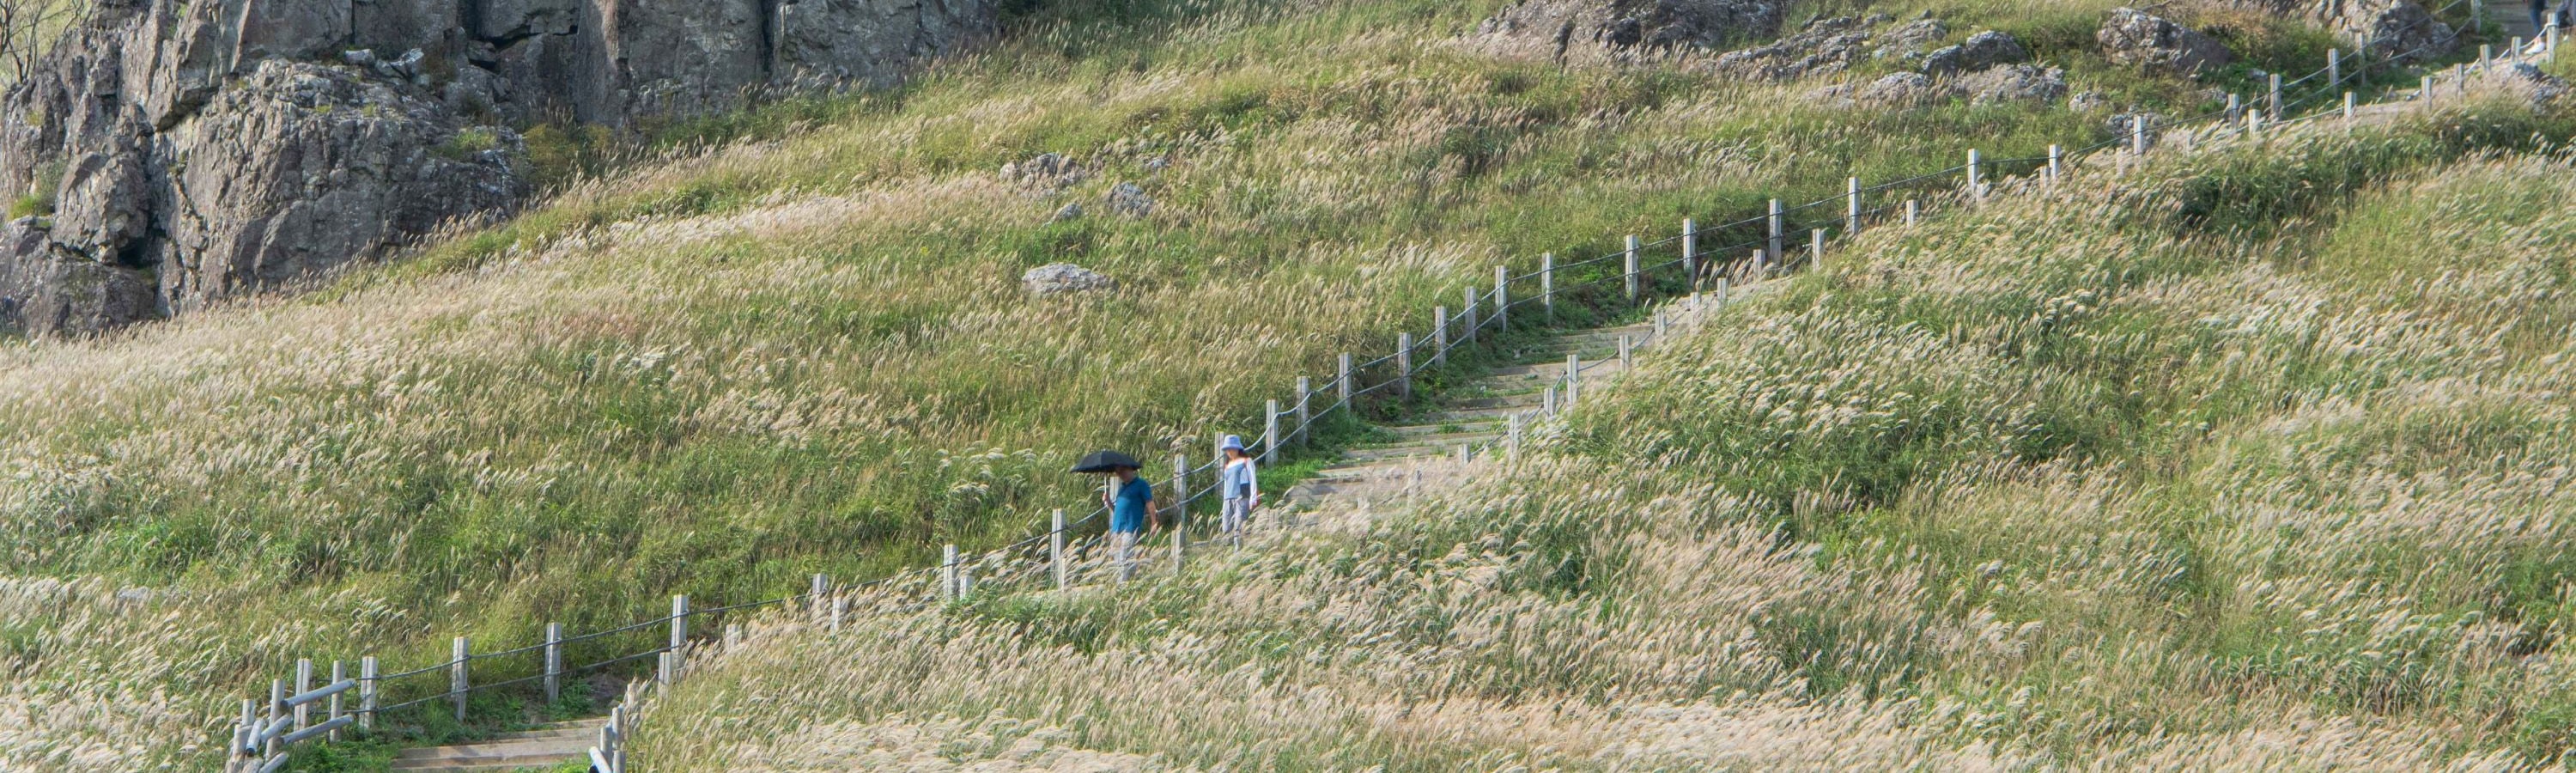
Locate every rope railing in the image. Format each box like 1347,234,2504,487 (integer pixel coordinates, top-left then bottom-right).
229,17,2558,773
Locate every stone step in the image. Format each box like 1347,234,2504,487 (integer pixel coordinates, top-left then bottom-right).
388,746,589,772
1442,392,1544,411
392,738,591,762
1341,439,1499,462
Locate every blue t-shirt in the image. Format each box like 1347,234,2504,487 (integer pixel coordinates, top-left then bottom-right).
1110,477,1153,534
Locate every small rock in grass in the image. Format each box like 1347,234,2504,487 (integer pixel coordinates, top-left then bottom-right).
1023,263,1115,296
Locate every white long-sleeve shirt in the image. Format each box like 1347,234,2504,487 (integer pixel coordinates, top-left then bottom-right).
1220,457,1259,502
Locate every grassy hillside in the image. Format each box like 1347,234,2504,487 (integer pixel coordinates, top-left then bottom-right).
626,76,2576,769
0,0,2460,768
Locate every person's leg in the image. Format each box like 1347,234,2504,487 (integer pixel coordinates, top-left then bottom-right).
1113,532,1136,581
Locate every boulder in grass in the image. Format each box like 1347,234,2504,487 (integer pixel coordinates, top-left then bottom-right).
1958,64,2069,105
1855,72,1942,106
1023,264,1115,296
1107,182,1154,217
1922,30,2028,76
2098,8,2234,76
1477,0,1787,57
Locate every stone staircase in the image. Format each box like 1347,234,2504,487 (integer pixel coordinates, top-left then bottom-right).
1281,318,1655,521
386,717,605,773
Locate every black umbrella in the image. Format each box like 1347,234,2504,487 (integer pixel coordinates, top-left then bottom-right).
1070,450,1144,474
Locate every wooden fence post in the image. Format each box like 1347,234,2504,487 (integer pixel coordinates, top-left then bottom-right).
1293,379,1311,446
2133,115,2148,157
295,659,312,733
1716,277,1729,307
1395,333,1413,399
329,660,345,742
1846,177,1862,235
1338,353,1353,408
810,574,829,620
1619,335,1632,366
1766,199,1784,265
1051,508,1068,590
1462,286,1479,343
1565,354,1581,406
2227,93,2241,125
1905,199,1919,227
1170,497,1187,572
1263,400,1281,466
2345,91,2356,120
544,623,562,704
830,596,848,632
1623,234,1640,302
2329,47,2341,85
1507,412,1522,458
1681,220,1698,285
2482,43,2494,70
2421,74,2434,101
2473,0,2483,34
1431,306,1448,367
1543,385,1557,414
1966,149,1984,200
451,637,469,722
2269,72,2282,121
268,679,285,759
666,594,688,684
1494,266,1509,330
941,545,958,602
1540,253,1555,317
1809,228,1825,271
2048,144,2063,182
359,656,376,731
1171,454,1191,528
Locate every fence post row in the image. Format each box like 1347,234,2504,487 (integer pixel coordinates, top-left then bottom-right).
1623,234,1640,302
450,637,469,722
235,50,2524,767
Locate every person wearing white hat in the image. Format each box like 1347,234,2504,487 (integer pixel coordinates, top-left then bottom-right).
1218,435,1259,542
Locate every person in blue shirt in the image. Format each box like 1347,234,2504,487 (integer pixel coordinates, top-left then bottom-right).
1103,462,1157,580
1218,435,1258,544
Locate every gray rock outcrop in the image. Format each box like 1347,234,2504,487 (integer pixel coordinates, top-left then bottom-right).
2280,0,2457,63
1923,30,2028,76
0,0,996,336
1956,63,2068,105
2098,8,2235,76
1478,0,1786,58
1709,15,1880,80
1023,263,1115,296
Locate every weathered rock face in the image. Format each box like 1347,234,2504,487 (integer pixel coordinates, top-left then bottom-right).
1478,0,1786,58
0,0,995,336
2098,8,2235,76
1708,14,1890,81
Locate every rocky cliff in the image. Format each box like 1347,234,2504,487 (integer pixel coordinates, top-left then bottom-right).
0,0,993,337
